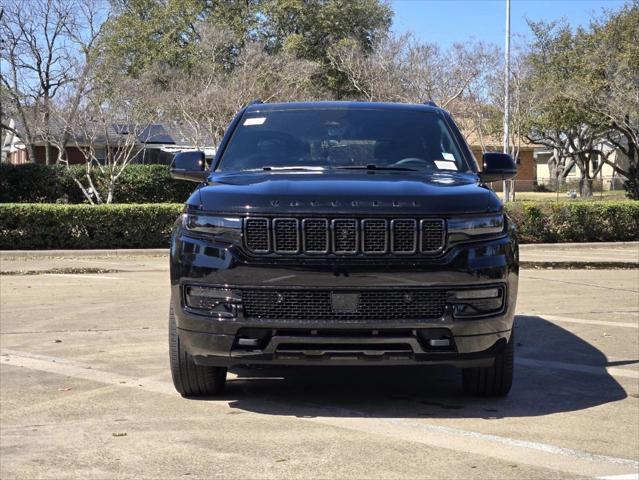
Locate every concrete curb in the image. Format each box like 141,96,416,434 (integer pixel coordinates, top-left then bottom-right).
519,241,639,250
519,261,637,269
0,248,168,259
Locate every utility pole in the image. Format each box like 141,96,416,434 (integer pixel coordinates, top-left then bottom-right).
503,0,511,202
0,7,4,164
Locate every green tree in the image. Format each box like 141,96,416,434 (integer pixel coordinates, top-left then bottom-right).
100,0,392,94
100,0,207,78
524,21,615,197
523,3,638,197
258,0,392,94
573,2,638,187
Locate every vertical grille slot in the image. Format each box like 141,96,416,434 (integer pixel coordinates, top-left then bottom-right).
362,219,387,253
421,219,445,253
245,218,269,252
303,219,329,253
391,219,417,253
273,218,299,253
332,219,358,254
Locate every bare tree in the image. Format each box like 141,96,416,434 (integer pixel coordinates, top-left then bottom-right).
34,0,108,166
327,33,498,112
1,0,79,163
165,28,318,148
65,73,158,204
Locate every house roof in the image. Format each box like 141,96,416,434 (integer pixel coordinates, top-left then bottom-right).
6,116,214,148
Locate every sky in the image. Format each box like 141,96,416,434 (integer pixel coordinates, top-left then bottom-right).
391,0,628,48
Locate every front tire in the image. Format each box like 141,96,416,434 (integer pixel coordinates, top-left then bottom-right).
169,303,227,397
462,331,514,397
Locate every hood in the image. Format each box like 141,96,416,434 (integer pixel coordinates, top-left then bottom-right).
192,170,501,215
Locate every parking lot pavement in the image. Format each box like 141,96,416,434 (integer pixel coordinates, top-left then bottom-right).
519,242,639,268
1,265,638,479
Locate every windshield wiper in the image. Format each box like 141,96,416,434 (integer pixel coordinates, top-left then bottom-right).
252,166,326,171
335,164,419,172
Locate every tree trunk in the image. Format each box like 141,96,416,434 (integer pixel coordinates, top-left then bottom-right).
26,143,37,164
106,180,116,204
629,141,637,169
580,176,593,197
45,142,52,165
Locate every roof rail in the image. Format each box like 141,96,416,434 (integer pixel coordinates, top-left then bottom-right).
423,100,438,107
248,98,263,106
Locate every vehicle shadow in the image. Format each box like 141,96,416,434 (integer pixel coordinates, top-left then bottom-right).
200,315,631,419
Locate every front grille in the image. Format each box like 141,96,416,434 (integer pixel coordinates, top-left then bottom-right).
273,219,299,253
392,219,417,253
333,219,358,253
362,219,387,253
421,219,446,252
244,217,445,256
303,219,329,252
245,218,269,252
242,288,447,321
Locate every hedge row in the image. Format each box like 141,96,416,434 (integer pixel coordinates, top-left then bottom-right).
0,164,194,204
506,201,639,243
0,204,182,249
0,202,637,249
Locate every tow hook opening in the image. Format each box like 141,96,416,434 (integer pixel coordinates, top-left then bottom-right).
234,328,272,350
416,328,456,351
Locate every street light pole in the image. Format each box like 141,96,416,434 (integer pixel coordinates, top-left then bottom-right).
503,0,511,201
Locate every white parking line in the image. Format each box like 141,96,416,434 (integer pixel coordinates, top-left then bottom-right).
2,348,638,478
1,349,174,395
521,313,639,329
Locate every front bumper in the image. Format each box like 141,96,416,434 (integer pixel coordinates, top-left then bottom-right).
170,232,518,367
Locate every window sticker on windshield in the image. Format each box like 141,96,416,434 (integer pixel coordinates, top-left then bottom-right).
435,160,458,170
243,117,266,126
442,152,455,161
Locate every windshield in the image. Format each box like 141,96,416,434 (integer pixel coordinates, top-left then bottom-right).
216,108,472,173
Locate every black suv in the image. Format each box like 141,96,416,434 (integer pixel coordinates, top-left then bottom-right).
168,101,519,397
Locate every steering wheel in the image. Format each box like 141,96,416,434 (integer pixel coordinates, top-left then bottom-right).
391,157,437,169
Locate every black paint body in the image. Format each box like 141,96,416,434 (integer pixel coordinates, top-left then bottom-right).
170,102,519,368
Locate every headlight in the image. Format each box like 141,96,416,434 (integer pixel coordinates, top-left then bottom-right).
448,286,505,318
184,285,241,318
447,214,504,238
182,214,242,243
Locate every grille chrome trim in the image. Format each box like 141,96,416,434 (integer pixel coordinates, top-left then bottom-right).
361,219,388,254
302,218,329,254
272,218,300,253
243,217,445,256
244,218,270,253
332,219,359,254
390,219,417,254
420,219,446,254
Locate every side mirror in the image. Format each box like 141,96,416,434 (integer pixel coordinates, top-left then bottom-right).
170,151,207,182
480,152,517,183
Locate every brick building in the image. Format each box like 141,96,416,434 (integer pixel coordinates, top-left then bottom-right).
463,131,538,192
1,120,213,166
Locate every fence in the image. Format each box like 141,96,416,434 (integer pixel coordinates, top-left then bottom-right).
489,176,629,201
